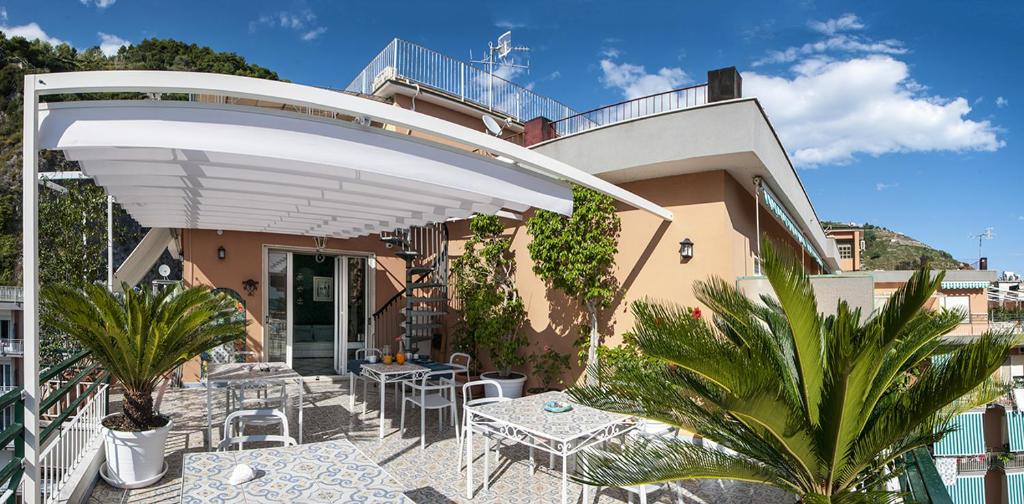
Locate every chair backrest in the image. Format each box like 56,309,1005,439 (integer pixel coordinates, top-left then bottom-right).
223,408,290,433
417,369,455,386
356,348,382,360
229,379,288,408
462,379,508,408
218,434,297,451
207,342,237,364
449,352,471,368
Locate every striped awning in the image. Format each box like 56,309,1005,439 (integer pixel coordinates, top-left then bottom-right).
934,412,986,456
946,475,986,504
1009,472,1024,504
941,281,989,290
1009,411,1024,452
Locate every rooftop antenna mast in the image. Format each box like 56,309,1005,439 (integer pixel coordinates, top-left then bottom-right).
972,227,994,266
471,31,530,113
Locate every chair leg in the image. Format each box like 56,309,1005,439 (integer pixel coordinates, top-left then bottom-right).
438,408,443,432
400,398,406,434
420,405,426,449
640,490,648,504
362,379,368,415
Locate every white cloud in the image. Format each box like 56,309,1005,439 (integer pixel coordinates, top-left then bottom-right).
80,0,117,9
996,96,1009,108
808,13,864,36
495,19,526,29
745,56,1003,166
600,59,691,99
875,182,898,191
98,32,129,56
0,21,68,46
600,47,622,59
251,9,325,41
0,7,7,22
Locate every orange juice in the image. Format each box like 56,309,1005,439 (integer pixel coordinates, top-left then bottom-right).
382,354,393,364
395,353,406,365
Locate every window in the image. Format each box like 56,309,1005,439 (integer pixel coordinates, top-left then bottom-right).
838,243,853,259
941,296,971,323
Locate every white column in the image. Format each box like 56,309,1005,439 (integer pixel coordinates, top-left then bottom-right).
21,75,41,504
107,195,114,290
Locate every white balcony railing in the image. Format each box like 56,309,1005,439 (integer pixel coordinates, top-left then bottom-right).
0,287,21,304
39,382,108,504
345,39,578,123
0,339,23,356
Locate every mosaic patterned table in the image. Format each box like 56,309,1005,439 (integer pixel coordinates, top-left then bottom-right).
352,361,452,439
465,391,636,504
206,362,303,449
180,438,410,503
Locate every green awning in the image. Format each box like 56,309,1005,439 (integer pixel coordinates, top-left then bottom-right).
1009,411,1024,452
934,412,986,456
945,475,985,504
940,281,988,290
1009,472,1024,504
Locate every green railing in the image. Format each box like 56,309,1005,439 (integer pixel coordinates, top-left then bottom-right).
38,350,110,445
899,447,954,504
0,387,24,504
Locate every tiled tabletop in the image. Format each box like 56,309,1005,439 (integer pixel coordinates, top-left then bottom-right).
359,362,430,375
207,362,300,383
180,439,410,503
468,391,631,442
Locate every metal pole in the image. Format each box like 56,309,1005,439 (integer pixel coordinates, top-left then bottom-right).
21,74,41,504
754,177,762,276
107,195,113,290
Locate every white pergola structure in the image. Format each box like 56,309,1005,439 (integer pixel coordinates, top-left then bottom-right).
21,71,672,501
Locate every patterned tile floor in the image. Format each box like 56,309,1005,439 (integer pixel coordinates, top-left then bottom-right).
87,378,794,504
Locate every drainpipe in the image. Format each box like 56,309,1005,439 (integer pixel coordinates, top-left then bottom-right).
410,83,421,112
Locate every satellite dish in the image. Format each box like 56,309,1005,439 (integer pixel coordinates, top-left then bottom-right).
158,264,171,278
482,115,503,136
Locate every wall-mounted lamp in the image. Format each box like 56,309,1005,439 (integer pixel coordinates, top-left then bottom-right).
679,238,694,261
217,246,226,260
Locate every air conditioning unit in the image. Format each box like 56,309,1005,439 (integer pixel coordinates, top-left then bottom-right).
372,66,397,92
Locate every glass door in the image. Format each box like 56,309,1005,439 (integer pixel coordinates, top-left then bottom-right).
265,250,290,363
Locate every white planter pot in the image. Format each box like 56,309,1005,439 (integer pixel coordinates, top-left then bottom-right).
480,372,526,399
101,414,172,489
1013,388,1024,409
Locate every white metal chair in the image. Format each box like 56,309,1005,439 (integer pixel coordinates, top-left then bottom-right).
218,434,297,451
596,420,685,504
456,379,508,474
224,380,290,447
439,352,472,400
400,370,459,449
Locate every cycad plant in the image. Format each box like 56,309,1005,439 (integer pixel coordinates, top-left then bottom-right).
570,241,1017,503
42,283,246,431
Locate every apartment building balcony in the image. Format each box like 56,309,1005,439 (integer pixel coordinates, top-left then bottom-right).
0,339,23,357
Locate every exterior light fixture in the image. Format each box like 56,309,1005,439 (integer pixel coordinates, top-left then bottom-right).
679,238,693,261
217,246,226,260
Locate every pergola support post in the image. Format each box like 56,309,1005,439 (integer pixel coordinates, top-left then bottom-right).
21,75,41,504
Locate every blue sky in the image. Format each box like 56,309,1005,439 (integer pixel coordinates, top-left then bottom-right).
3,0,1022,274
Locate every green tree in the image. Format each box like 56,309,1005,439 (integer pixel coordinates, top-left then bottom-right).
451,214,526,377
41,283,246,430
569,240,1018,503
527,185,620,384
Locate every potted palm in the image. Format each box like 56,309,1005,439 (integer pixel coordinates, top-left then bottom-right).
452,215,528,398
42,283,246,488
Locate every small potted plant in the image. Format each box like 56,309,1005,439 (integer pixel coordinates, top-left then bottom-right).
527,346,570,394
42,283,246,488
1013,376,1024,409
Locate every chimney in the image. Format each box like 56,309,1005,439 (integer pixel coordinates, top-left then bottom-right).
522,116,557,146
707,67,742,103
980,257,988,270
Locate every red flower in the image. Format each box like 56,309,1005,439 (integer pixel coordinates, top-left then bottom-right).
691,307,702,319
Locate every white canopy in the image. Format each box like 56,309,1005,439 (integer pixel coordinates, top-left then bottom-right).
33,71,672,238
111,227,178,292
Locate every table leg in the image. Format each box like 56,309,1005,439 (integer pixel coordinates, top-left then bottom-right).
466,414,474,499
378,377,387,439
561,452,568,504
297,377,304,444
349,373,355,411
483,435,490,492
205,381,212,450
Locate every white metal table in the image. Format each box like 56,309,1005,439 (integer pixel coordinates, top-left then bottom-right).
205,362,304,449
464,391,636,504
352,362,435,439
180,438,410,503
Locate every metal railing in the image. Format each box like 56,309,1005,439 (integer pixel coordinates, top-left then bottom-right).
0,340,22,356
0,287,20,304
549,83,708,138
0,387,24,504
956,455,989,474
345,39,578,123
38,382,107,504
1001,452,1024,470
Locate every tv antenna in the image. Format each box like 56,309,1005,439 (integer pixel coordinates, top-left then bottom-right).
471,31,530,111
972,227,994,263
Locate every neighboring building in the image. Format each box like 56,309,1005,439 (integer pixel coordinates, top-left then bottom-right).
0,287,23,435
825,226,864,272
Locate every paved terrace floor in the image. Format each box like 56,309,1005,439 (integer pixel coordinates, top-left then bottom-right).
87,379,793,504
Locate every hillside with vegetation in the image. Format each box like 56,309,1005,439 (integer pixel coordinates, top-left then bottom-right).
823,221,964,270
0,34,280,286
